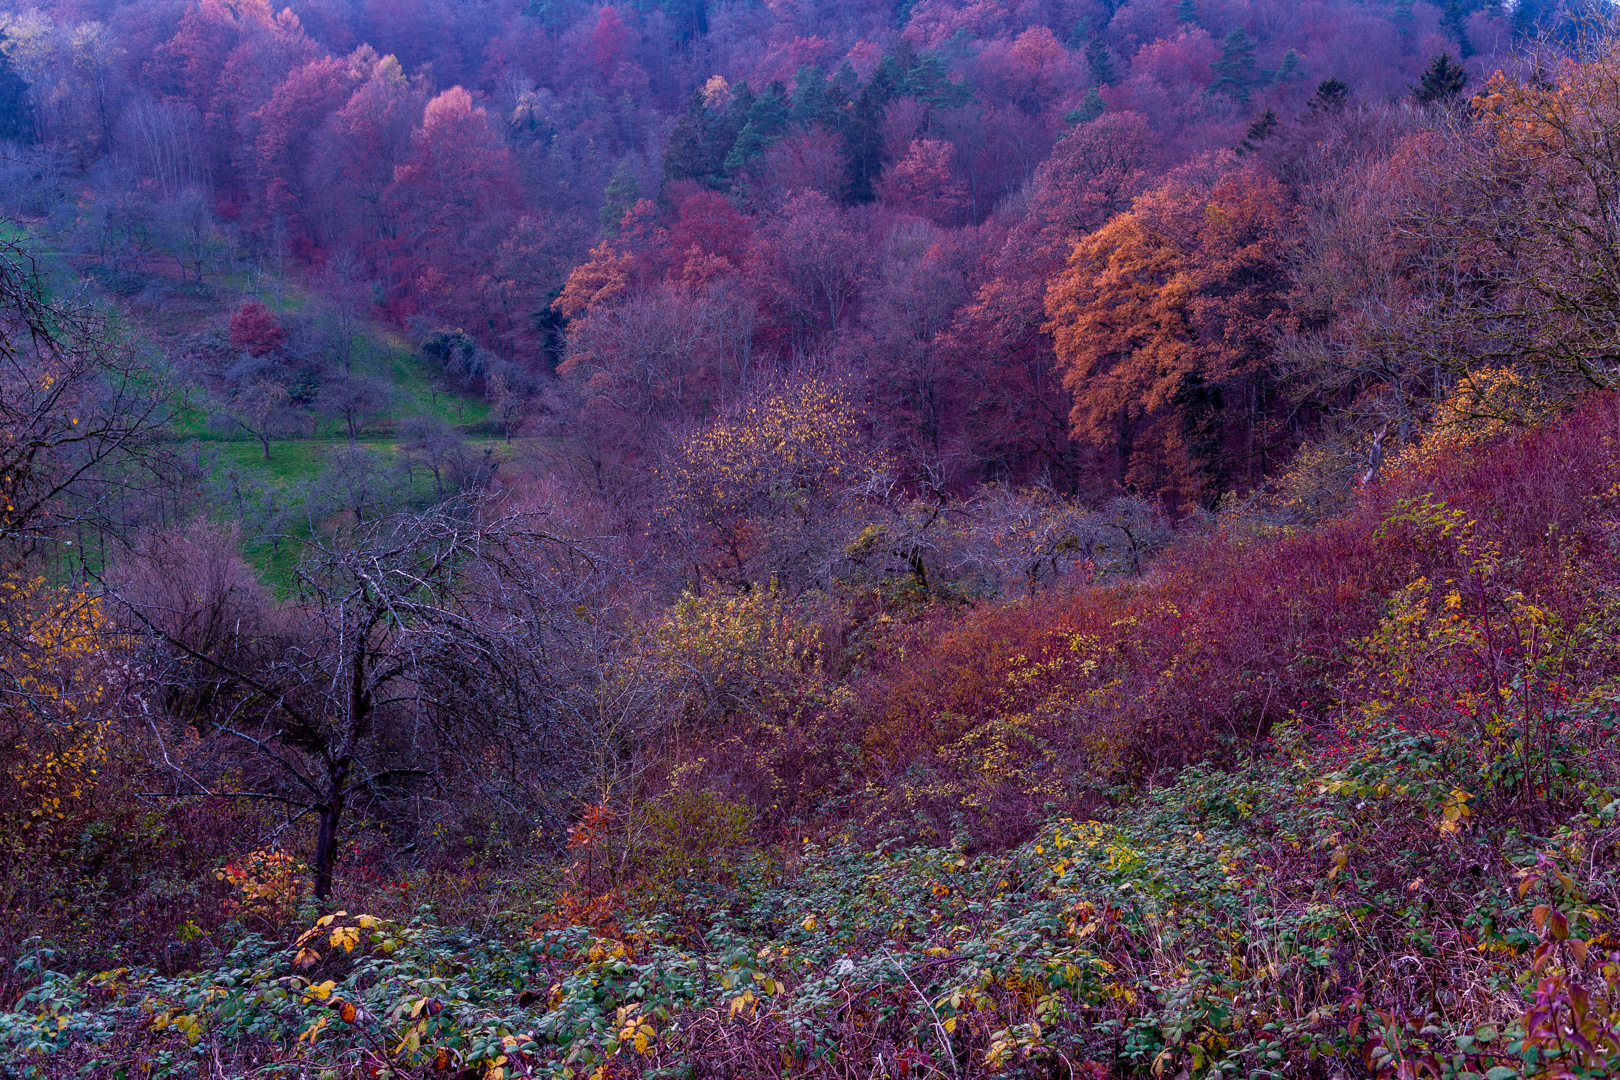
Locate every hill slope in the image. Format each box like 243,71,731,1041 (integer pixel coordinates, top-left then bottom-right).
8,401,1620,1079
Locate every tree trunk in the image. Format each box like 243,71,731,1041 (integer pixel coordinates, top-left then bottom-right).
312,770,348,900
313,649,372,900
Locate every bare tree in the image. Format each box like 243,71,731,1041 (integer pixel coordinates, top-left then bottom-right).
118,97,208,198
487,365,526,444
303,445,405,527
222,380,292,461
153,187,221,284
0,239,172,546
312,250,365,373
319,373,391,445
399,415,473,499
115,504,612,899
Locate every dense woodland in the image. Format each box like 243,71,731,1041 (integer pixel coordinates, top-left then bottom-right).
5,0,1620,1076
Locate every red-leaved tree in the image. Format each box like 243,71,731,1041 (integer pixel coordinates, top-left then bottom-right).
229,299,288,357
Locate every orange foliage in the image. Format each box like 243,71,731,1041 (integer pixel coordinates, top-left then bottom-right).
0,579,119,840
1045,151,1295,505
215,848,309,930
538,798,621,933
554,241,635,323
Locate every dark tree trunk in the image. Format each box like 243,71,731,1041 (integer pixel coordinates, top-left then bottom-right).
313,643,372,900
311,774,347,900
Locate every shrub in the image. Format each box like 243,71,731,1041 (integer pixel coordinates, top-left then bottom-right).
227,301,287,357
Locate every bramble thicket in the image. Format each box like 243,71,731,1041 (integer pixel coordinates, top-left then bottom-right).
7,0,1620,1077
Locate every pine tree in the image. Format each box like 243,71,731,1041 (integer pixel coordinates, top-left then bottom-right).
723,80,790,175
1274,49,1300,83
871,44,970,107
1086,36,1118,86
1064,87,1107,126
1176,0,1199,24
1510,0,1555,38
599,160,639,236
789,64,842,127
523,0,567,29
1236,108,1278,155
663,90,713,185
1414,52,1468,105
662,89,737,189
1392,0,1415,43
1210,28,1257,103
841,83,885,205
1306,77,1351,115
660,0,708,42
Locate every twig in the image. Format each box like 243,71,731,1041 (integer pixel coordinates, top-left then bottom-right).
882,948,960,1080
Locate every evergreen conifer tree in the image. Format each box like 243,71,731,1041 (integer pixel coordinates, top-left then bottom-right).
1392,0,1415,46
1306,77,1351,115
598,161,639,236
1414,52,1468,104
1236,108,1278,154
1210,28,1257,103
1274,49,1300,82
1442,1,1475,57
841,83,885,205
1086,36,1118,86
723,80,790,176
789,65,841,126
660,0,708,41
0,51,30,145
662,88,739,189
1064,87,1107,126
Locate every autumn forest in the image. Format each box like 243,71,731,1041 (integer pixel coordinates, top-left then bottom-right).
4,0,1620,1076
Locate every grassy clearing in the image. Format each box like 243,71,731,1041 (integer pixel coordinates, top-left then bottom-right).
104,266,505,584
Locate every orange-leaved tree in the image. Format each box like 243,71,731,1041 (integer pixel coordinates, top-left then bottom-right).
1045,152,1295,507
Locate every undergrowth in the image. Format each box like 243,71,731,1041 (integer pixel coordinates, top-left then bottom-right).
6,738,1620,1078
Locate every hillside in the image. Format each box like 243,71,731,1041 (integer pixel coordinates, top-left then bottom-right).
83,256,503,584
7,402,1620,1078
5,0,1620,1079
